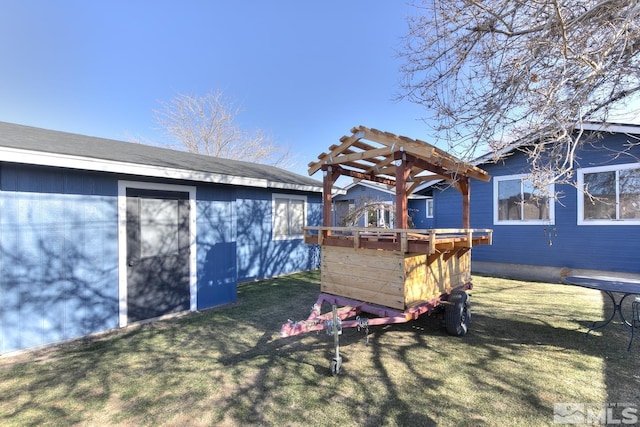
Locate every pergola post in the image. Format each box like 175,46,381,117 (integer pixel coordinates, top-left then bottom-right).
322,165,340,230
459,177,470,229
395,152,411,230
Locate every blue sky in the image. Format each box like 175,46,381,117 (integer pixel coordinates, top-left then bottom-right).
0,0,433,178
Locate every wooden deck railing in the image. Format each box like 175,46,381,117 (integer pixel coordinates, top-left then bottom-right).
303,226,493,255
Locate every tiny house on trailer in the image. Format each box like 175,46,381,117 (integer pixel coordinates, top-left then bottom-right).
280,126,493,375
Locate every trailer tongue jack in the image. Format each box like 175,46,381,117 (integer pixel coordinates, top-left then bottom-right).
329,305,342,376
327,308,370,376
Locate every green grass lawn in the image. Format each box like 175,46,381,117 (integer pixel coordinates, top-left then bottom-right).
1,271,639,426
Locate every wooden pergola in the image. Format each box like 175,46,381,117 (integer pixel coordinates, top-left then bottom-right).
303,126,493,311
283,128,495,367
308,125,490,229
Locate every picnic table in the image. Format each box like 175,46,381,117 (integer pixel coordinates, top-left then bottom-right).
562,275,640,337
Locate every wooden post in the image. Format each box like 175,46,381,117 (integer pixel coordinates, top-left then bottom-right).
322,165,341,234
459,177,470,229
395,152,410,230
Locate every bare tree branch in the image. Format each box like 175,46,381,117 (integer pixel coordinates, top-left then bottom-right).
400,0,640,189
152,91,294,168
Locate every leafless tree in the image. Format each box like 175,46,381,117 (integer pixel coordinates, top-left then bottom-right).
400,0,640,187
153,91,293,167
338,197,392,227
338,196,416,228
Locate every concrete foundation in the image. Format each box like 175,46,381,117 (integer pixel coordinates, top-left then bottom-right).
472,261,640,284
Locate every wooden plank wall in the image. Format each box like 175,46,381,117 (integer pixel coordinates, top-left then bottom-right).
321,246,406,309
321,246,472,310
404,251,470,307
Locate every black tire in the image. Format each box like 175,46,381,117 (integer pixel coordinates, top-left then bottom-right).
445,289,471,336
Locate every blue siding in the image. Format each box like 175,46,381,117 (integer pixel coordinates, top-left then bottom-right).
1,162,322,353
196,186,237,309
435,135,640,274
334,185,395,203
431,185,466,229
408,199,435,229
0,164,119,353
235,188,321,282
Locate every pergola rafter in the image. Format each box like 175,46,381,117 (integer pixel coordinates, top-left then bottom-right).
308,126,490,229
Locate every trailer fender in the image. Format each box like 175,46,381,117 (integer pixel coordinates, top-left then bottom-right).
445,289,470,336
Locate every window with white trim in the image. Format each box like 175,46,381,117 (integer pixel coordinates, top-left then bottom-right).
273,194,307,239
426,198,434,218
578,163,640,225
493,174,554,225
367,201,394,228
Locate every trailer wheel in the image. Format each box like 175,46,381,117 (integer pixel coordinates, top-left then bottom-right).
445,290,470,336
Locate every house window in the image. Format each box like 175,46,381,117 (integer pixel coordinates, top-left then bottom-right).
578,163,640,225
493,174,554,225
273,194,306,239
367,201,394,228
426,198,434,218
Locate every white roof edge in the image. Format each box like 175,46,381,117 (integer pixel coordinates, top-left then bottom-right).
336,179,432,198
350,180,396,194
473,121,640,166
0,146,271,188
578,121,640,135
267,181,323,193
412,179,445,193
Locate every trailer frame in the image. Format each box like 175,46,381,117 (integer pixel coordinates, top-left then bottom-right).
280,283,473,375
281,283,472,337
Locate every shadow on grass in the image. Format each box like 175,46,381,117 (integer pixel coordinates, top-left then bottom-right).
214,274,640,425
1,272,639,426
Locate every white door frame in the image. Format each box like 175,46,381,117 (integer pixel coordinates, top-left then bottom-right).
117,180,197,327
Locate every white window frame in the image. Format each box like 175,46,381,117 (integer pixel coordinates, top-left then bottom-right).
426,198,434,218
272,193,307,240
493,174,555,225
577,162,640,226
370,201,394,228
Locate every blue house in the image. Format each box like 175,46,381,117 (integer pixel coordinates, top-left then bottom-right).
0,121,323,354
427,122,640,282
332,180,435,229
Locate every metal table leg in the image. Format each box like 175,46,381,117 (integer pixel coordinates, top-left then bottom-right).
586,291,632,336
628,298,640,351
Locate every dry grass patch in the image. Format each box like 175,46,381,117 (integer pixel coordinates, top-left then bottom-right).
1,271,638,426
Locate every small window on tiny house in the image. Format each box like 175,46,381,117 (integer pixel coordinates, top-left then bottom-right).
426,198,434,218
273,194,307,239
578,163,640,225
493,174,554,225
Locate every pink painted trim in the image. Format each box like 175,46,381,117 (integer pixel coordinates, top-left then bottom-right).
279,283,472,338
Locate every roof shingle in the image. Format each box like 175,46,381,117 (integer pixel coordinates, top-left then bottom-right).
0,121,322,192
